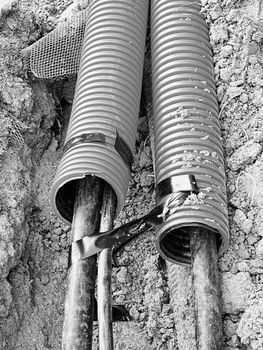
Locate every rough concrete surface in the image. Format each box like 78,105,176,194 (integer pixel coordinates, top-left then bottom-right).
1,0,263,349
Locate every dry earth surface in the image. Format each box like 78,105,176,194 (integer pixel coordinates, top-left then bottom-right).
1,0,263,349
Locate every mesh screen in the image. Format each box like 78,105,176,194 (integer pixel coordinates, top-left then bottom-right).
22,8,89,79
7,116,28,146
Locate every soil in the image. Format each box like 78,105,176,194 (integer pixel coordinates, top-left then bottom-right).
0,0,263,349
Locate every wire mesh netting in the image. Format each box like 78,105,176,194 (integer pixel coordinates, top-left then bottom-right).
22,8,89,79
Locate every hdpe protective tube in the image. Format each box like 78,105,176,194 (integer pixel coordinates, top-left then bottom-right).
50,0,149,224
151,0,229,264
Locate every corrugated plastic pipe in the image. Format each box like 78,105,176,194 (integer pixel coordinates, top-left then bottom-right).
50,0,149,224
151,0,229,265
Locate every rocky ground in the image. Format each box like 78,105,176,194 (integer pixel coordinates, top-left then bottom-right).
0,0,263,349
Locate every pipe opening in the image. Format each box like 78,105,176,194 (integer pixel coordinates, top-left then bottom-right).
55,179,78,223
157,225,222,265
55,178,118,224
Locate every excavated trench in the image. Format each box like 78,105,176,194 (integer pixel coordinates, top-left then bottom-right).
1,1,263,350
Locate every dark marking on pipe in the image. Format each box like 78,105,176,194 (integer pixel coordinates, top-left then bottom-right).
62,131,133,170
114,131,133,169
63,133,106,154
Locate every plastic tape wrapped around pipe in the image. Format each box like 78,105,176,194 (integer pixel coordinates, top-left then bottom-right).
50,0,149,224
151,0,229,265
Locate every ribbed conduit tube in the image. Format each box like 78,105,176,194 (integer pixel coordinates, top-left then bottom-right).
151,0,229,265
50,0,149,224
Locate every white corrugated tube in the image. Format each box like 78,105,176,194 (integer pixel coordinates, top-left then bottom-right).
151,0,229,265
50,0,149,225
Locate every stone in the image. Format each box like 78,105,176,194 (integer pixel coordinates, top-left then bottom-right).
252,31,263,43
233,209,246,226
221,272,254,314
210,23,228,44
253,88,263,107
237,261,249,272
242,219,253,234
247,234,259,246
129,305,139,321
0,0,16,14
220,67,232,81
227,141,262,171
139,147,152,168
255,239,263,258
224,319,237,338
40,274,50,285
237,243,250,259
50,242,60,251
210,4,222,20
226,9,238,22
221,45,233,57
251,340,260,350
229,334,240,347
116,266,128,284
253,131,263,142
0,279,12,318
